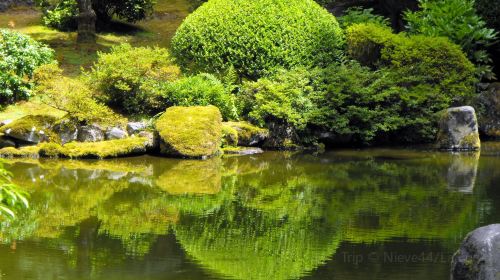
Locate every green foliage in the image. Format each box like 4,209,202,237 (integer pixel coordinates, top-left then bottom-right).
338,7,390,29
404,0,498,79
85,44,180,116
38,0,155,31
0,29,55,105
171,0,344,79
243,56,476,144
240,68,316,131
0,163,28,219
42,0,78,31
34,64,124,126
155,106,222,158
160,74,238,120
346,23,476,101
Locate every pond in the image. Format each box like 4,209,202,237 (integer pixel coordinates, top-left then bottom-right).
1,143,500,280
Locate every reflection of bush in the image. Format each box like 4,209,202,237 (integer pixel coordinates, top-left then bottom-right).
175,202,341,280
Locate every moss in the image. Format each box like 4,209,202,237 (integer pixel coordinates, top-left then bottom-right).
38,137,149,159
221,124,238,147
0,114,59,143
460,133,481,150
155,106,222,158
0,146,40,158
224,121,268,146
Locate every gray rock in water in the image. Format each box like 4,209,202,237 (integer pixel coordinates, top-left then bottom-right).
127,122,147,135
53,120,78,144
451,224,500,280
106,127,128,140
224,147,264,156
436,106,480,151
77,125,105,142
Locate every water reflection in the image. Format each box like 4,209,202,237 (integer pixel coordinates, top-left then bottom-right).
0,145,499,280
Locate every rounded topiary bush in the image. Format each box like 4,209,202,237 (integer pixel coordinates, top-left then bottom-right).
171,0,344,79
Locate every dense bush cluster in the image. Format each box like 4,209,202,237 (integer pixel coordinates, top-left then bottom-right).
347,23,476,101
0,29,55,105
171,0,344,79
404,0,497,79
240,24,476,145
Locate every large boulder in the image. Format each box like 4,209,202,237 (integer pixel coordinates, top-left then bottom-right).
154,106,222,158
451,224,500,280
436,106,480,151
105,127,128,140
77,124,105,142
223,121,269,147
53,119,78,144
476,83,500,139
0,115,57,144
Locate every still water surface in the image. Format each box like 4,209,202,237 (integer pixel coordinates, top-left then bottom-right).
1,143,500,280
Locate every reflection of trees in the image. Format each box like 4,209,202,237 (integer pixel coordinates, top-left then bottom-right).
0,150,488,279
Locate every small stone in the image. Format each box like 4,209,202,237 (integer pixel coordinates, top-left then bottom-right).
127,122,147,135
223,147,264,156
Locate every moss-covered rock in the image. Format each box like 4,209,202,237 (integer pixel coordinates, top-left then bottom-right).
224,121,269,147
155,106,222,158
38,137,151,159
0,115,57,144
436,106,481,151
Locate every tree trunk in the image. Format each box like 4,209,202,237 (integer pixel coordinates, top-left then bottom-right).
76,0,96,43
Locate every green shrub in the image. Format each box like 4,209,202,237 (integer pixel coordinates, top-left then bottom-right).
171,0,344,79
347,23,476,101
404,0,498,79
240,68,317,131
338,7,390,29
35,64,124,126
160,74,238,120
0,29,55,105
308,63,467,143
85,44,180,116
